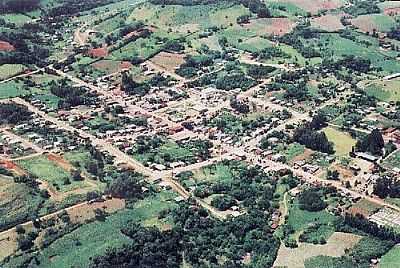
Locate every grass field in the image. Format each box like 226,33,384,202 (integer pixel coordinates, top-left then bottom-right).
110,35,163,61
17,156,84,192
383,149,400,169
284,143,305,161
193,162,235,183
365,79,400,102
287,198,337,242
29,191,177,268
323,127,356,156
0,64,25,80
274,232,362,268
2,13,32,25
134,139,198,166
0,175,43,232
380,245,400,268
0,80,29,99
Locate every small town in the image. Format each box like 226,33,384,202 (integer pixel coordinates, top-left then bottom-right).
1,0,400,267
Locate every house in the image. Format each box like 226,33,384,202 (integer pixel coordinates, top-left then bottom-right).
355,152,379,162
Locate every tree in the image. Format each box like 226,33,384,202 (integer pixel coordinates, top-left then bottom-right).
327,170,340,180
72,169,83,181
211,195,237,210
356,129,385,155
298,189,327,212
106,172,144,199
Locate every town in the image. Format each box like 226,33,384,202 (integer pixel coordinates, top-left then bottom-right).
1,0,400,267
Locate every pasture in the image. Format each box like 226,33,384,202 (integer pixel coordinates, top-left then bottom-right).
383,149,400,169
0,64,25,80
351,14,396,33
315,33,400,74
274,232,362,268
380,245,400,268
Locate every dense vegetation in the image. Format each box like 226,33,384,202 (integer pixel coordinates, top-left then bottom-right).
91,204,280,267
293,114,334,154
0,103,32,124
0,0,40,13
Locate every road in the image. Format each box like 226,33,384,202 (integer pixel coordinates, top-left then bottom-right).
0,128,44,154
10,97,228,219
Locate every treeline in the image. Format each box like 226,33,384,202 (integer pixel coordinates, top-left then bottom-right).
0,0,40,13
355,129,384,155
344,0,380,16
46,0,116,17
279,25,321,58
338,213,400,243
373,176,400,199
0,103,32,124
150,0,271,17
91,223,182,267
121,72,173,96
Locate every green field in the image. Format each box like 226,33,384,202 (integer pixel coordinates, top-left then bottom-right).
2,13,32,25
17,156,84,192
0,64,25,80
0,175,44,231
284,143,305,161
287,198,337,242
25,191,177,268
0,80,29,99
383,149,400,169
323,127,356,156
110,36,163,61
365,79,400,102
316,33,400,74
380,245,400,268
134,140,198,165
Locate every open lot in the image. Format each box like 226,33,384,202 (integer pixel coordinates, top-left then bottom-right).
16,155,86,193
311,14,345,32
270,0,345,15
323,127,356,156
149,51,185,73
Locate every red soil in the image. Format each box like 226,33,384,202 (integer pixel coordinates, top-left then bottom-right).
0,41,15,52
87,47,108,58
